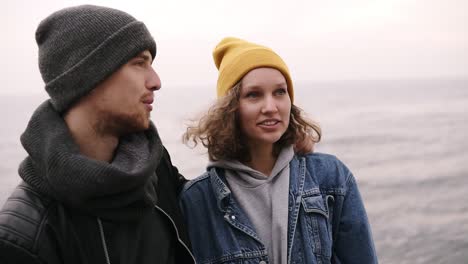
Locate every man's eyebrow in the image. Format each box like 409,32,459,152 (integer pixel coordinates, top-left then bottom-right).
135,53,152,62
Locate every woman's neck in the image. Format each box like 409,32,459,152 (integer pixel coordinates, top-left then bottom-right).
245,142,277,176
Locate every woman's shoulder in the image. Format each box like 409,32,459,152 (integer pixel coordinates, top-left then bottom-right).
303,152,339,161
180,171,212,198
299,152,355,191
302,152,349,170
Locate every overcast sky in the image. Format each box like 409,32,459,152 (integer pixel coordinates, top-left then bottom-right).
1,0,467,95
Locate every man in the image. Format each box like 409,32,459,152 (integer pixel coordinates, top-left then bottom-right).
0,5,195,263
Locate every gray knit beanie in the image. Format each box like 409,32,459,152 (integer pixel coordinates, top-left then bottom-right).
35,5,156,112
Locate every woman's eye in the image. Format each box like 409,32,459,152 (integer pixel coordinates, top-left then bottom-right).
246,92,259,98
275,88,287,95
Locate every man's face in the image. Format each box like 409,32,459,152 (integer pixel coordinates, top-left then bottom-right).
86,50,161,135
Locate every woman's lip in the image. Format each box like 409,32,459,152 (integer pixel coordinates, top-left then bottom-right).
258,122,281,131
257,119,281,130
257,119,280,125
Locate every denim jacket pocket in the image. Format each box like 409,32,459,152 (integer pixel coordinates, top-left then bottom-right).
302,195,329,217
301,194,333,260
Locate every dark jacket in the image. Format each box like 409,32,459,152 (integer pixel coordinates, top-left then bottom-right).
0,149,195,264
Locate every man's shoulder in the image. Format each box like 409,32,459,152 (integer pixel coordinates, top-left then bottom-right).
0,182,55,254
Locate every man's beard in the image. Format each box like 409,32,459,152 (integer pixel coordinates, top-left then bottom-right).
95,110,149,136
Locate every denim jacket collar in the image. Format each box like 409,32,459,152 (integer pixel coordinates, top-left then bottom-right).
209,167,264,243
209,167,232,213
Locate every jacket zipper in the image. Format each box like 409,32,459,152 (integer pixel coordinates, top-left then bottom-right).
154,205,197,263
97,218,111,264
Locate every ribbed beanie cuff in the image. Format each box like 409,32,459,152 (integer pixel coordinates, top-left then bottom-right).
213,37,294,102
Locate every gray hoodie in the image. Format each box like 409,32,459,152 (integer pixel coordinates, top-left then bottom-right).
208,145,294,264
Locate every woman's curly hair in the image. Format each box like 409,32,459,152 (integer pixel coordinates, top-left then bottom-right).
183,82,321,162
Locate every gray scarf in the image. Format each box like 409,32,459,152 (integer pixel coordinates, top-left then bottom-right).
18,100,164,221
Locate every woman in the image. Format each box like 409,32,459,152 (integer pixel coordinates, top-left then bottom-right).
180,37,378,264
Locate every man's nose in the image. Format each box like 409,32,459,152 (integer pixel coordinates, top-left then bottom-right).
147,67,161,91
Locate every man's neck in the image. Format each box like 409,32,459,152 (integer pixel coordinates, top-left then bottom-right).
64,108,118,162
245,142,277,176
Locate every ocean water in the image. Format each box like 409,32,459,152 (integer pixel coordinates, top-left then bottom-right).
1,79,467,263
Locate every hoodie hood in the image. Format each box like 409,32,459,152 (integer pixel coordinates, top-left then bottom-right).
208,145,294,188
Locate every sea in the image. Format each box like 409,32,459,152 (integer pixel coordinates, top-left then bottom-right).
1,79,467,263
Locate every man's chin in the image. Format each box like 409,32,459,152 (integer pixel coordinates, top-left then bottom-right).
142,120,151,131
97,112,151,135
126,120,151,134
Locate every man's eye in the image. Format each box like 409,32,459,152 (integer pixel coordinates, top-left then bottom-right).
134,60,146,66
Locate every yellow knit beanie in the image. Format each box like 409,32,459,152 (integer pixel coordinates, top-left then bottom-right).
213,37,294,102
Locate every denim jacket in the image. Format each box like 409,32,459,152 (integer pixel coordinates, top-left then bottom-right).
180,153,378,264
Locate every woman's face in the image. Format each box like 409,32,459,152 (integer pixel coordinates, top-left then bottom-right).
238,67,291,148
